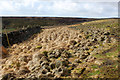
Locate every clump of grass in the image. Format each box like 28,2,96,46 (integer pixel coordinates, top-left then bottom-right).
113,64,118,68
91,65,99,69
88,70,100,76
92,54,105,59
36,45,42,49
106,52,114,57
105,50,118,57
118,45,120,52
68,66,73,70
75,68,82,73
42,51,48,54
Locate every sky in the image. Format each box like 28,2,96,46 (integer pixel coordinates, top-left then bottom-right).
0,0,119,18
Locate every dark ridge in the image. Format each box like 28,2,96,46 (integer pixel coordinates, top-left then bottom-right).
2,26,42,48
2,17,98,30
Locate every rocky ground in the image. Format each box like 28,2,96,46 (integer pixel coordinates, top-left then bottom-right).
0,19,119,79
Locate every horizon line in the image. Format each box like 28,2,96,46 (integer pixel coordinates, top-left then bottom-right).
0,15,118,19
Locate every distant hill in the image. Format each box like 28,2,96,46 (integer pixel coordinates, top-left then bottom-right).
2,17,98,30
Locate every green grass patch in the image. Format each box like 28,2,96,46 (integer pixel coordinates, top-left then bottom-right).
113,64,118,68
88,70,100,76
3,28,16,33
91,65,99,69
118,44,120,52
75,68,82,73
92,54,105,59
105,50,118,57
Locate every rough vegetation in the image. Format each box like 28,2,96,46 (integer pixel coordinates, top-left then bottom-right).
2,17,96,33
0,19,119,79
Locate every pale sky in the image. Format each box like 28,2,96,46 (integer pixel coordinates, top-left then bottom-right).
0,0,119,18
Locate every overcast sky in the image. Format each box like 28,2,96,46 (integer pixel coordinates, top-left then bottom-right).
0,0,119,18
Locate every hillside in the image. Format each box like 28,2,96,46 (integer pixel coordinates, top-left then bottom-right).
0,19,119,79
2,17,97,33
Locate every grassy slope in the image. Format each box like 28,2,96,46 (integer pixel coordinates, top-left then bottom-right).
69,19,119,78
2,17,96,33
70,19,119,42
